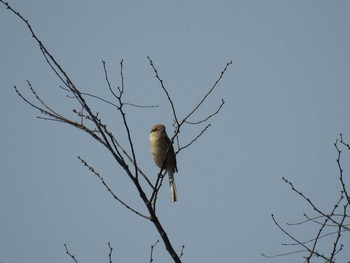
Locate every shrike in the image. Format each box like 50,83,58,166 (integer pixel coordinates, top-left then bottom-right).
149,124,178,202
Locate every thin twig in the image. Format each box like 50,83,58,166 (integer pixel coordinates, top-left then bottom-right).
329,204,348,261
147,56,179,125
339,134,350,150
78,156,150,220
305,192,343,261
108,242,113,263
180,61,232,125
185,99,225,125
282,177,350,231
287,214,350,227
179,245,185,258
271,214,329,261
261,249,307,259
177,124,211,154
64,244,79,263
335,137,350,204
102,60,119,100
149,239,159,263
282,230,347,246
60,85,119,108
150,171,166,210
103,60,140,180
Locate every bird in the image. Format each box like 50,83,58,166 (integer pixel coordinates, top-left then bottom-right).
149,124,178,202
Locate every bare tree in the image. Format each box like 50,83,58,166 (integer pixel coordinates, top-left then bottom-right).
0,1,231,262
262,134,350,262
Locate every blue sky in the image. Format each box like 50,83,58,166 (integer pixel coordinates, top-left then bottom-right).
1,1,350,262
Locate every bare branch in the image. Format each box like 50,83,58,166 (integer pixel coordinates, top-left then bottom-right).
177,124,211,154
150,171,167,210
59,85,119,108
305,192,343,261
64,244,79,263
329,204,348,261
261,249,307,259
179,245,185,259
147,56,179,125
340,133,350,150
108,242,113,263
14,84,108,148
180,61,232,125
335,137,350,204
102,60,140,180
287,214,350,227
282,177,350,231
271,214,329,261
282,230,347,247
149,239,159,263
101,60,154,108
102,60,119,101
78,156,150,220
185,99,225,125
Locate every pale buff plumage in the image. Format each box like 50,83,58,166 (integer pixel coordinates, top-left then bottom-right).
149,124,178,202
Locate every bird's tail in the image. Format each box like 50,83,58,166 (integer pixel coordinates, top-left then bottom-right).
168,171,177,202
